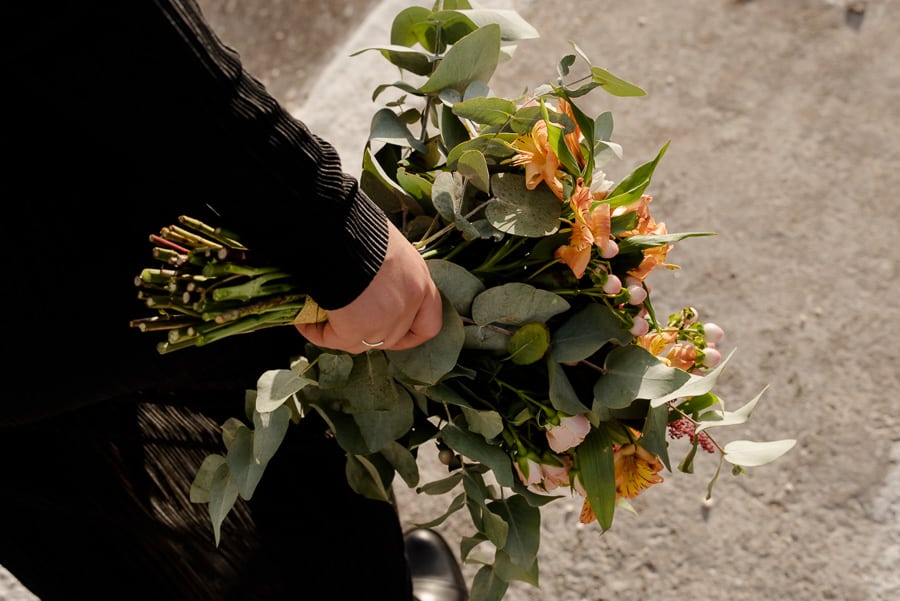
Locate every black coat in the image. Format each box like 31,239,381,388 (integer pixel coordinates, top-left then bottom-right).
1,1,410,599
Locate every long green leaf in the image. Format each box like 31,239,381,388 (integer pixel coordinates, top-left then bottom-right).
576,426,616,530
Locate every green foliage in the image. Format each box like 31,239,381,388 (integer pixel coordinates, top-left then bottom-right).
133,4,794,599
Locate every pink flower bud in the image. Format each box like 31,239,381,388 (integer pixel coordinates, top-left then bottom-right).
629,316,650,337
539,460,572,491
546,414,592,453
515,456,543,487
704,322,725,345
603,274,622,294
627,285,647,305
702,347,722,368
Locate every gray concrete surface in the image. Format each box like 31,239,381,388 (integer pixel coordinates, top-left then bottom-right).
3,1,898,599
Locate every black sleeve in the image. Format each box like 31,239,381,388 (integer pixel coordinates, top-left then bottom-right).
2,0,388,425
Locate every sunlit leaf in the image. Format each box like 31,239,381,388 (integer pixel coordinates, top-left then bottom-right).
458,149,491,193
723,439,797,467
649,349,736,407
456,9,539,40
471,282,569,326
605,142,669,208
695,386,769,433
508,322,550,365
255,368,316,413
421,24,502,94
486,173,562,237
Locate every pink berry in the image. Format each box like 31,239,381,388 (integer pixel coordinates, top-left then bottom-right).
627,285,647,305
601,239,619,259
702,347,721,368
704,322,725,345
629,316,649,336
603,274,622,294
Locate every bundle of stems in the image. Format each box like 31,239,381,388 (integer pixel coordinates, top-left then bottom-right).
130,216,306,354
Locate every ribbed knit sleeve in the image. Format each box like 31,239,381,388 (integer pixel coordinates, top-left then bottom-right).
151,0,389,309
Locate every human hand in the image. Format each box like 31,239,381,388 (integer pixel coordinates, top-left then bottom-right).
295,220,443,354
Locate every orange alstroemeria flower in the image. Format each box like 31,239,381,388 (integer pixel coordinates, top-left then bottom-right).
555,179,612,278
613,194,672,281
578,442,665,525
510,120,564,198
637,331,697,371
614,443,665,500
557,98,586,169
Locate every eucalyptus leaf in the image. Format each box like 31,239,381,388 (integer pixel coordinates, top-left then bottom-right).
471,282,569,326
440,103,471,153
547,359,590,415
458,149,491,193
428,259,485,315
432,170,466,222
494,550,539,587
487,495,541,570
486,173,562,237
594,345,692,410
421,24,502,94
442,420,515,488
550,302,632,363
507,322,550,365
455,9,540,40
190,454,227,504
351,45,433,77
649,349,736,407
453,96,518,126
342,351,403,413
590,66,647,97
390,6,432,46
464,324,510,352
317,353,354,389
255,368,316,413
346,454,393,502
208,461,239,547
370,108,427,154
388,294,465,384
251,405,291,466
461,407,505,439
723,439,797,467
640,404,672,471
470,565,510,601
695,386,769,434
226,426,266,500
418,472,464,495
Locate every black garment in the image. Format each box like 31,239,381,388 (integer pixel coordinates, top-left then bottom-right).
2,1,411,599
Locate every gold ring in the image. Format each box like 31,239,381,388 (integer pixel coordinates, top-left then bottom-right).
361,339,385,348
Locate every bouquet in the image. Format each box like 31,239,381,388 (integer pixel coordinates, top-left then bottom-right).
132,3,795,599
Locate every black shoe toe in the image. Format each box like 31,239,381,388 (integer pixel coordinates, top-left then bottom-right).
404,528,468,601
